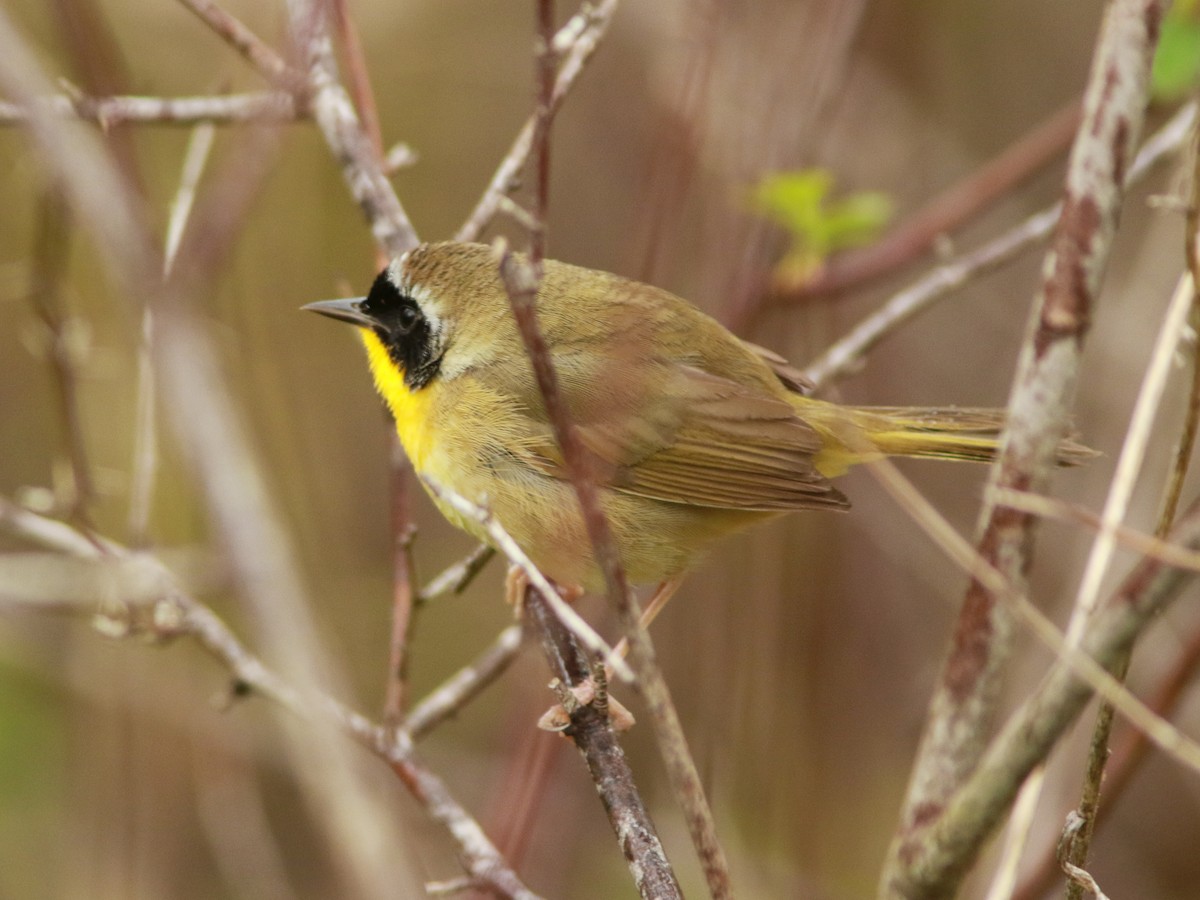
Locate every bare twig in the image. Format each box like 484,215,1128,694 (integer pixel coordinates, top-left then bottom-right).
404,625,524,741
992,489,1200,574
867,460,1200,775
423,478,631,682
0,498,542,900
320,0,416,723
489,5,731,892
867,458,1200,896
1057,813,1111,900
883,5,1165,896
28,187,95,527
802,101,1197,391
128,123,217,545
991,267,1196,896
0,92,302,125
0,14,422,893
771,100,1082,303
522,584,682,900
283,0,417,256
1013,624,1200,900
1057,122,1200,900
175,0,307,93
455,0,619,243
497,240,733,896
330,0,384,174
417,544,497,603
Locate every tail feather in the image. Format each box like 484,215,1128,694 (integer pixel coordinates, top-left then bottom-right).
796,400,1096,477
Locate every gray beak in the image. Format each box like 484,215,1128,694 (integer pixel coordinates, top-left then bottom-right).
302,297,376,328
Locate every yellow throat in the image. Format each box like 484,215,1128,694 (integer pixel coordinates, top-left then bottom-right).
361,328,436,472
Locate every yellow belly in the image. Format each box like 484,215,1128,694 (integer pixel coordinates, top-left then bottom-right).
359,328,772,589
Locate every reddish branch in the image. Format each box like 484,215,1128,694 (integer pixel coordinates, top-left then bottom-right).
774,100,1083,303
493,3,732,895
802,101,1196,390
523,586,682,899
883,1,1167,896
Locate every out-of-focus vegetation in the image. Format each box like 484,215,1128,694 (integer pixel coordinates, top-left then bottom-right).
1152,0,1200,100
750,169,892,285
2,1,1199,898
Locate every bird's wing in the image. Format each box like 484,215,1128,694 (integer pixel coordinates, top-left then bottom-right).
496,345,848,512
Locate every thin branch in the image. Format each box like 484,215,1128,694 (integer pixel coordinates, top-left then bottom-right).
993,488,1200,574
1059,122,1200,900
29,186,95,527
867,460,1200,776
1013,623,1200,900
320,0,417,724
489,5,730,892
129,122,216,545
522,583,682,900
802,101,1197,391
423,478,631,682
0,498,542,900
0,92,303,125
897,493,1200,897
770,100,1083,304
992,266,1196,897
865,456,1200,896
283,0,417,256
883,5,1165,896
496,241,733,897
175,0,307,94
330,0,384,174
455,0,619,243
404,624,525,741
417,544,497,603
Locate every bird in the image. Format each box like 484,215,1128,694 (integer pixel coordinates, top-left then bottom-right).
304,241,1089,595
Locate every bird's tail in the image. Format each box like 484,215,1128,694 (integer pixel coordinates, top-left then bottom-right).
794,400,1096,477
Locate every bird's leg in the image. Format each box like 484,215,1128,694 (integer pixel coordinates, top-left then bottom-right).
538,578,683,733
606,576,683,669
504,564,582,612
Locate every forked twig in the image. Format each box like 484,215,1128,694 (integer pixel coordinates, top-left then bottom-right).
0,498,542,900
802,101,1197,391
884,4,1165,896
456,0,619,243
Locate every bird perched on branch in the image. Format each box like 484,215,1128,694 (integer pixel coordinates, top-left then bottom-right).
305,241,1090,594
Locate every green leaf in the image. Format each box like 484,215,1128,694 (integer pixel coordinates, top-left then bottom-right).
1152,1,1200,100
749,169,892,284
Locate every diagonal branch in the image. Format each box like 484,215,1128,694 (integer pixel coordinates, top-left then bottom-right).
523,585,682,899
456,0,619,243
882,1,1168,896
0,498,543,900
176,0,307,93
802,100,1197,391
283,0,417,256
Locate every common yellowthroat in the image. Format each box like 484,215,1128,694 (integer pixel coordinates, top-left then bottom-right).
305,242,1087,592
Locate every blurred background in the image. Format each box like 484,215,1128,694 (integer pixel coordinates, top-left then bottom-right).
2,0,1199,897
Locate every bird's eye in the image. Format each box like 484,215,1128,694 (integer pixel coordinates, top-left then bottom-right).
395,302,420,334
